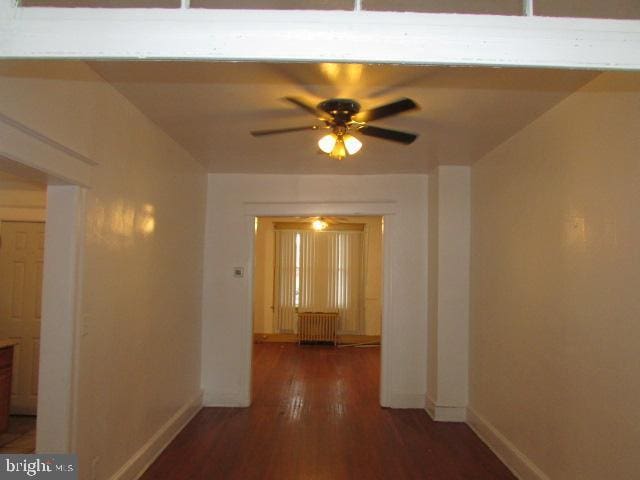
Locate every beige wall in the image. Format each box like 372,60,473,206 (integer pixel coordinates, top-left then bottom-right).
252,216,382,336
253,217,275,335
470,72,640,479
0,61,207,479
364,217,383,336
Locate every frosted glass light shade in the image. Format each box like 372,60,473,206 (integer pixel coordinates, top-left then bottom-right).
343,134,362,155
318,134,337,153
318,132,362,160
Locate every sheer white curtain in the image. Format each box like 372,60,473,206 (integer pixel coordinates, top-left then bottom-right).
274,228,364,334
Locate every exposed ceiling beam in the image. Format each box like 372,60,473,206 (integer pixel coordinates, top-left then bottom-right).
0,3,639,70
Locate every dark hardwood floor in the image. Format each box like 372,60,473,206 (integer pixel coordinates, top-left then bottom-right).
141,343,515,479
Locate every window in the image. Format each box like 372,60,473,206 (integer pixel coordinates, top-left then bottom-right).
274,227,364,334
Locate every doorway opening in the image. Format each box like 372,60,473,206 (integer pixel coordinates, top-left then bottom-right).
0,154,84,453
0,169,47,453
251,215,383,405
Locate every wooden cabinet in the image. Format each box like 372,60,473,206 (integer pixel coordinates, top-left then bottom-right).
0,345,14,433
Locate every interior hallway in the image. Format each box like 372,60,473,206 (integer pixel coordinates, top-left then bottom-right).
141,344,514,479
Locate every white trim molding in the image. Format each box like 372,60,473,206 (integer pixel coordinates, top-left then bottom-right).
243,201,397,217
240,201,397,408
203,391,247,408
0,6,639,70
108,391,202,480
425,396,467,422
0,113,95,187
466,407,550,480
0,113,97,167
390,393,427,409
36,185,85,453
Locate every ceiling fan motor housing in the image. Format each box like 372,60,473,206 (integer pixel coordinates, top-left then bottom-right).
317,98,361,126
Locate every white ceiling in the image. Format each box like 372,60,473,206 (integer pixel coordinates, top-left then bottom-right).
89,61,597,174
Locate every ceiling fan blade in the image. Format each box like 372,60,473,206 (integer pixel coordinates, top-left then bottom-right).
355,98,418,123
358,125,418,144
283,96,327,118
251,125,319,136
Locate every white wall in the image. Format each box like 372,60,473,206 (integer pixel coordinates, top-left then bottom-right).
469,72,640,479
426,166,470,422
363,216,383,336
201,173,428,408
0,61,207,479
252,216,383,337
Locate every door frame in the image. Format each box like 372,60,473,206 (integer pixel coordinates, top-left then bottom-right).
37,185,84,453
0,168,84,453
244,201,396,407
1,114,90,452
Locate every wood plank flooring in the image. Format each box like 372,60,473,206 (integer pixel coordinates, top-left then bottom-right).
141,343,515,479
0,415,36,453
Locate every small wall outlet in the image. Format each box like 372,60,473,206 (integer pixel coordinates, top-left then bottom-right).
233,267,244,278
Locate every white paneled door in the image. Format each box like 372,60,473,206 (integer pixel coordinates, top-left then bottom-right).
0,221,45,415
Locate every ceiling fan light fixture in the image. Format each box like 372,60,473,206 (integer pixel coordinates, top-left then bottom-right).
318,132,362,160
343,134,362,155
330,137,347,160
312,219,329,231
253,96,418,160
318,133,337,154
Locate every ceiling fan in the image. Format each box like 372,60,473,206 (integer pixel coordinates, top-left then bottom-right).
299,216,349,230
250,97,419,160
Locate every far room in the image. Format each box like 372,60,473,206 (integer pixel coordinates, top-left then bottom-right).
0,166,47,454
252,215,383,403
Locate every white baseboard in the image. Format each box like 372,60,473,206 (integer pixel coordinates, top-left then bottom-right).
389,392,426,409
205,391,423,409
108,390,203,480
424,396,467,422
203,391,249,407
466,407,549,480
